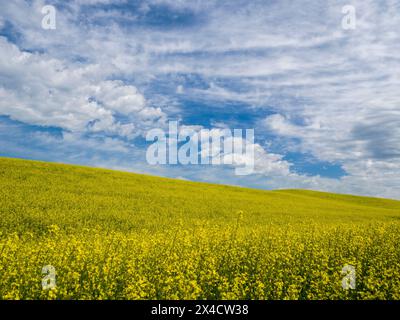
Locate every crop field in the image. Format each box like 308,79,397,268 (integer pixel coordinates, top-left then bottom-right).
1,157,400,300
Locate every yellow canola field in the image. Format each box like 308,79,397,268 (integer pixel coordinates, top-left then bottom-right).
1,157,400,300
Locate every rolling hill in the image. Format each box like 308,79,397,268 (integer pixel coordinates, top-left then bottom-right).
1,157,400,300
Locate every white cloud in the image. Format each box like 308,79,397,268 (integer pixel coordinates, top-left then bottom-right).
0,36,166,138
217,136,291,177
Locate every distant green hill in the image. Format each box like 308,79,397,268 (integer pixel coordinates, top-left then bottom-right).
1,157,400,300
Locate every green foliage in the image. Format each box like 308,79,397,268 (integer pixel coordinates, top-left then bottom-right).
1,157,400,299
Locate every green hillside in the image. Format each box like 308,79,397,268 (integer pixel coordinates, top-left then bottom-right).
1,157,400,300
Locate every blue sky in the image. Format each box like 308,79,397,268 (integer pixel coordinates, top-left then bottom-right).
0,0,400,199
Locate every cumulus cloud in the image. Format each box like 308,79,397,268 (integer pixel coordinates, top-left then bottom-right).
217,136,291,177
0,36,166,138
